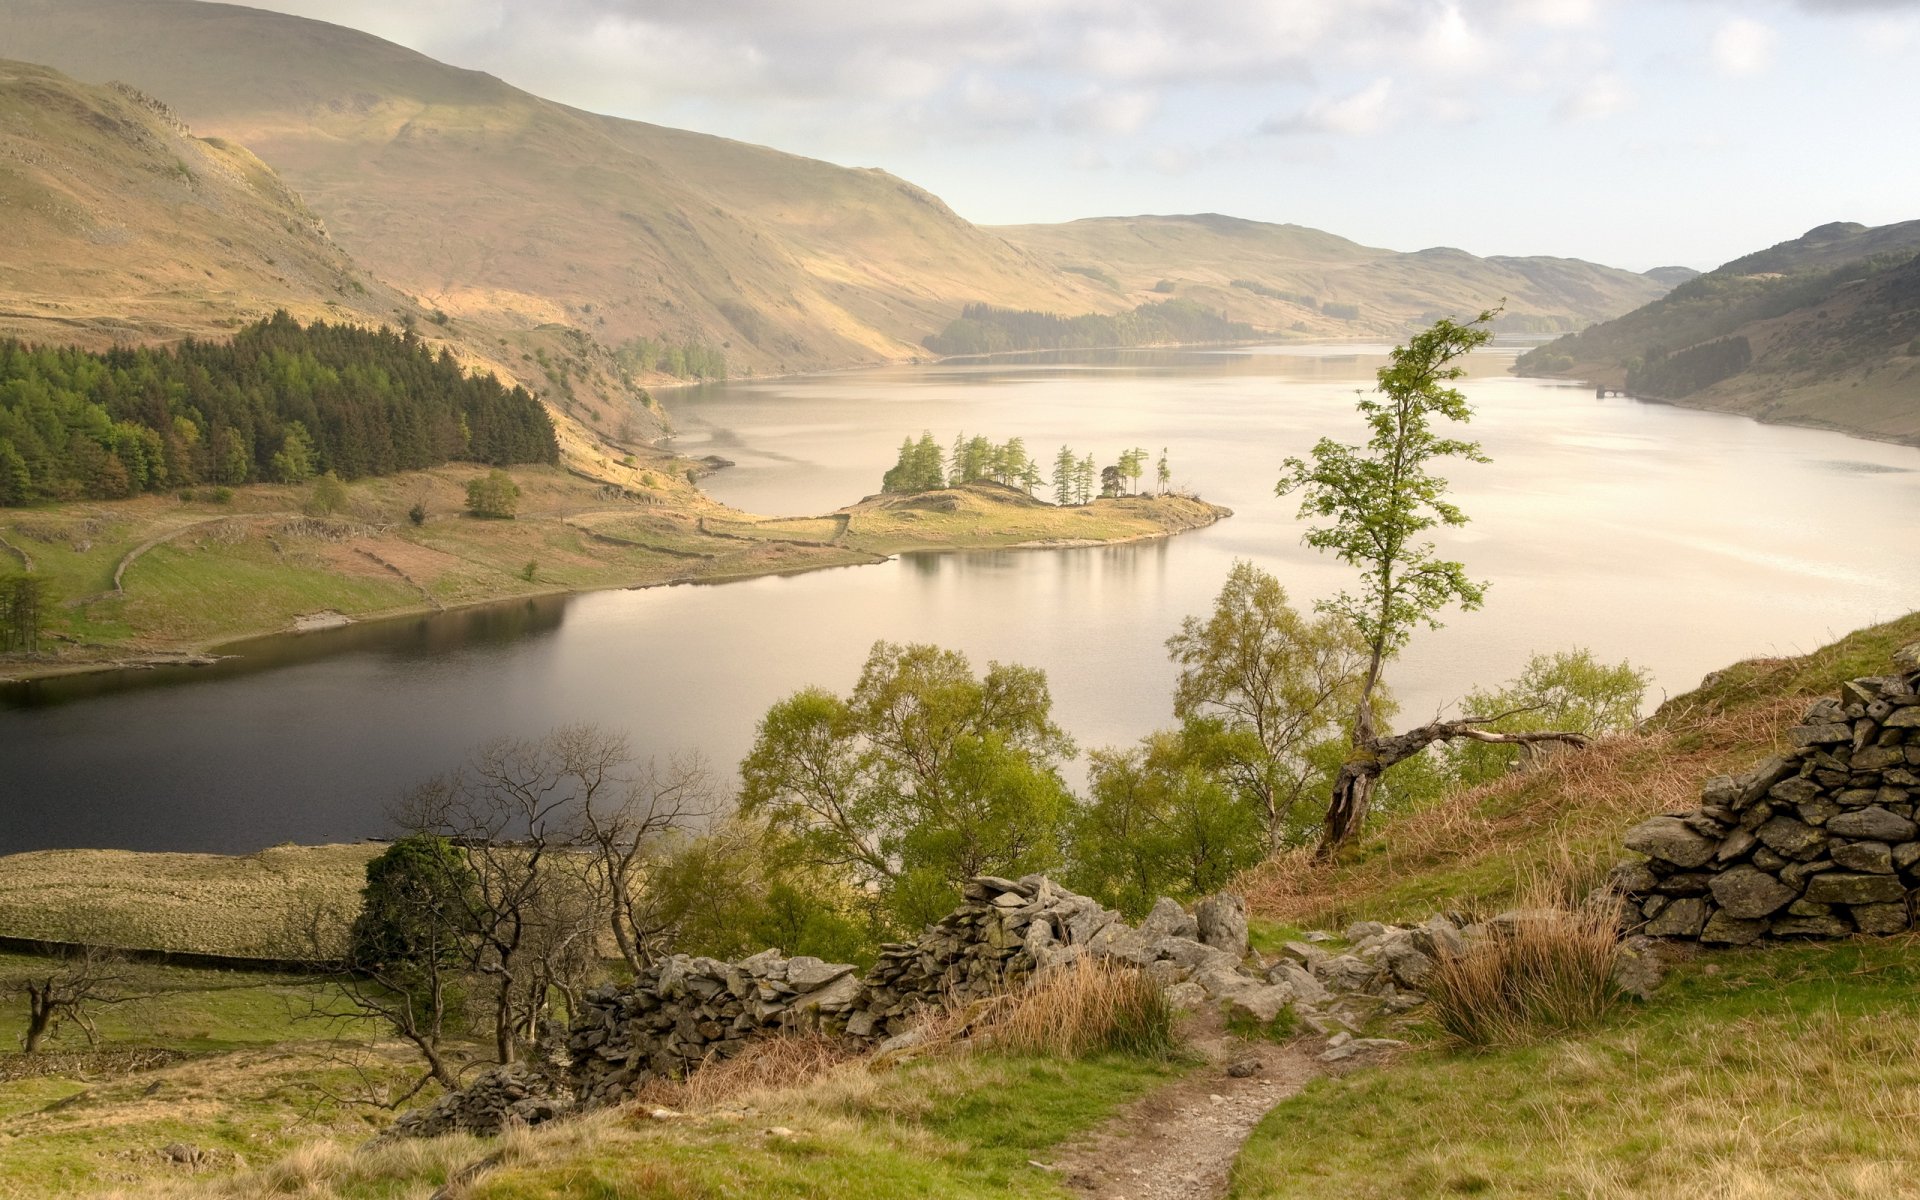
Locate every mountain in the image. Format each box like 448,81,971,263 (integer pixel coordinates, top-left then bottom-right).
992,213,1676,336
0,0,1112,378
0,60,409,345
1516,221,1920,445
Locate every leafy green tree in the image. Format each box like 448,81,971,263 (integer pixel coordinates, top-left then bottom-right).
0,441,28,505
1156,448,1171,495
1276,310,1590,852
882,431,947,493
1076,454,1096,504
1068,730,1264,918
305,471,348,516
1165,561,1373,850
466,468,521,519
0,574,48,654
268,421,316,484
1445,650,1649,787
740,641,1076,929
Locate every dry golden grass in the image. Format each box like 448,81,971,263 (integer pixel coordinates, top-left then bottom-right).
974,957,1179,1060
0,843,375,958
1239,696,1804,929
1426,895,1623,1047
628,1032,860,1114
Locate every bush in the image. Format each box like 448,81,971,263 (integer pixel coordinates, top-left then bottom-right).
305,471,348,517
466,469,520,519
520,559,538,582
408,501,427,526
1427,904,1621,1046
209,486,234,505
980,958,1177,1060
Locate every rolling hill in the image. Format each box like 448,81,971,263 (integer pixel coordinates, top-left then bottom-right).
1,0,1675,379
0,60,408,345
993,213,1680,336
1516,220,1920,445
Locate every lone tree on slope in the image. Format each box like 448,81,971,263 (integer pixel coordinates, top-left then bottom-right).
1276,308,1591,854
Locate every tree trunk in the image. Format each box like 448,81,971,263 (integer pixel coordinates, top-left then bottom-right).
22,992,52,1054
1321,758,1381,853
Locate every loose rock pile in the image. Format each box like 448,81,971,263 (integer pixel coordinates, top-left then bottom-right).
1614,660,1920,944
385,1063,570,1140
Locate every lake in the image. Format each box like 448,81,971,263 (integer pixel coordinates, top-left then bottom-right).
4,344,1918,854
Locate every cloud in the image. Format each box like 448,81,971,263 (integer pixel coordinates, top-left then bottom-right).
1711,17,1779,76
1261,77,1396,137
1556,72,1631,121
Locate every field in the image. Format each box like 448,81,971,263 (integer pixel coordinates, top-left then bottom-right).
2,472,1221,683
0,844,376,959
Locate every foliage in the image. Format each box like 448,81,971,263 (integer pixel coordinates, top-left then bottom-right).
1165,561,1373,849
1068,728,1265,917
1230,279,1319,308
1624,335,1752,397
466,468,521,518
881,432,946,493
304,470,348,517
347,835,478,977
740,640,1077,929
924,298,1258,355
1426,904,1622,1047
612,335,727,380
0,573,48,654
1445,649,1651,787
0,312,556,504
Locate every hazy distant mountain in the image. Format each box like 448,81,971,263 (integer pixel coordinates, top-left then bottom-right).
1643,265,1702,289
1517,221,1920,445
0,60,409,345
992,214,1674,335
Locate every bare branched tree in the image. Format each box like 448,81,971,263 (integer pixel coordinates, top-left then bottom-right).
575,751,720,972
2,944,130,1054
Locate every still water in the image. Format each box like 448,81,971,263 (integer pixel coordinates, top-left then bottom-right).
4,345,1918,853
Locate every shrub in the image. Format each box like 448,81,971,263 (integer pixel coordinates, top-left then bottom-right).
209,486,234,505
520,559,538,582
1427,903,1621,1047
980,958,1177,1060
408,501,427,526
305,471,348,517
466,469,520,519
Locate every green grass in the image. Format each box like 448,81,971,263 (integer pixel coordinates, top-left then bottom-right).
121,539,422,641
469,1053,1181,1200
1231,938,1920,1199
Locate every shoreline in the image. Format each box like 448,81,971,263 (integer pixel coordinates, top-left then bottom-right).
0,493,1230,686
1513,368,1920,451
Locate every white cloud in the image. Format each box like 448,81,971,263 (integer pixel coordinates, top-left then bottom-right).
1711,17,1779,76
1261,77,1397,137
1056,87,1160,136
1556,72,1631,121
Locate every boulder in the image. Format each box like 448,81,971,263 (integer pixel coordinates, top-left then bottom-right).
1139,897,1200,942
1700,911,1768,945
1754,816,1826,860
1849,903,1911,935
1804,873,1907,906
1643,896,1710,937
1194,893,1250,957
1831,841,1896,874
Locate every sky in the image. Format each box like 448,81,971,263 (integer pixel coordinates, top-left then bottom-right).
232,0,1920,271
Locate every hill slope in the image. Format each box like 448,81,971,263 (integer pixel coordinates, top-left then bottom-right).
0,0,1113,377
1516,220,1920,445
993,213,1676,336
0,60,409,344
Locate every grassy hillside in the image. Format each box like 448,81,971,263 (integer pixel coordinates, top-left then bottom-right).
1517,220,1920,446
993,213,1675,337
0,0,1115,380
0,61,408,345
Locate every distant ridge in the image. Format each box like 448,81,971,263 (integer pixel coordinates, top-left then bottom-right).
1517,220,1920,446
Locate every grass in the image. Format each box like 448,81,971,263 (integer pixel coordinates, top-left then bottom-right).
0,844,377,958
1238,610,1920,930
976,957,1179,1060
1425,901,1622,1047
1230,937,1920,1199
3,473,1222,679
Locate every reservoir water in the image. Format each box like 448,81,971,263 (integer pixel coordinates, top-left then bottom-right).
4,344,1918,854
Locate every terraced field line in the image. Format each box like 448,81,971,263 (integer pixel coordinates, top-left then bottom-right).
0,532,31,573
111,516,242,594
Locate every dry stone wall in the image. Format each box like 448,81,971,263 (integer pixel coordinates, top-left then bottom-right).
1615,660,1920,944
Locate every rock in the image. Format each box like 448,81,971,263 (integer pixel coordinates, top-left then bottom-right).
1707,864,1799,918
1849,903,1911,935
1611,936,1667,999
1317,1037,1406,1063
1226,1058,1262,1078
1894,842,1920,870
1194,893,1250,957
161,1143,203,1166
1314,954,1386,993
1607,859,1659,894
1755,816,1826,860
1162,980,1209,1010
1222,982,1296,1025
1715,828,1759,864
1643,896,1710,937
1826,806,1918,842
785,958,855,992
1139,897,1199,941
1771,915,1854,938
1803,873,1907,906
1624,816,1717,868
1700,910,1768,945
1268,961,1331,1005
1790,722,1854,748
1831,841,1896,874
1343,920,1388,942
876,1028,929,1056
1420,916,1467,959
1383,941,1435,989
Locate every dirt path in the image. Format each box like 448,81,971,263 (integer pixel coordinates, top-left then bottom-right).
1047,1031,1320,1200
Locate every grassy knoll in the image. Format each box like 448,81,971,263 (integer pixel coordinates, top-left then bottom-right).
1232,938,1920,1199
1240,609,1920,930
0,844,376,958
1224,610,1920,1199
2,472,1225,682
